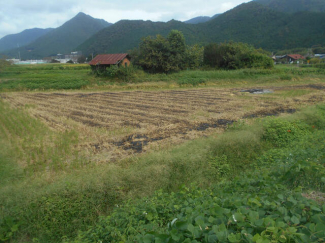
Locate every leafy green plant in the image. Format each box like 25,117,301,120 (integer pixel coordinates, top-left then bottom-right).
208,155,231,177
0,216,20,242
70,177,325,243
262,118,310,147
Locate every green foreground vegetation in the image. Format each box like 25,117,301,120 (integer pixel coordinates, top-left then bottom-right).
1,63,325,92
69,106,325,243
0,63,325,242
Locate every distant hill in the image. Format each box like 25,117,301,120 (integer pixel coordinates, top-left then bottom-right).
254,0,325,13
0,28,53,52
3,12,111,59
77,2,325,55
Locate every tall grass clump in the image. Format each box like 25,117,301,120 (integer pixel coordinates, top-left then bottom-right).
0,100,80,173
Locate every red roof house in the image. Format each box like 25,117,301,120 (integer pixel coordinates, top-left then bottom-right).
89,54,131,69
281,54,305,63
287,54,305,60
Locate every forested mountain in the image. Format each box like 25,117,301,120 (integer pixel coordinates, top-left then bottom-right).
254,0,325,13
203,2,325,50
0,28,53,52
3,12,111,59
184,16,211,24
77,2,325,55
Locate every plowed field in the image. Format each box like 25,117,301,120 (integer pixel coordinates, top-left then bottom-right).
2,84,325,162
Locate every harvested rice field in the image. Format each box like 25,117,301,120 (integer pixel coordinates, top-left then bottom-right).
1,83,325,163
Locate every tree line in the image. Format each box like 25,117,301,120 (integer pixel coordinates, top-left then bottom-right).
128,30,273,73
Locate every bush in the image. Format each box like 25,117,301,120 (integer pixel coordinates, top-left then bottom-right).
262,118,310,147
203,42,274,70
94,65,139,82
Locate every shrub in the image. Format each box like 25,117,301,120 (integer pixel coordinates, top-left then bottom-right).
94,65,139,82
262,118,310,147
203,42,273,70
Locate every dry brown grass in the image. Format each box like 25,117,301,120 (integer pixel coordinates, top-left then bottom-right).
2,83,325,163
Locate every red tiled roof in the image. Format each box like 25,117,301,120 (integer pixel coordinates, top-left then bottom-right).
287,54,305,60
89,53,129,65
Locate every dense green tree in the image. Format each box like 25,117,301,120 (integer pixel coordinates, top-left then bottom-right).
275,48,310,56
204,42,273,69
134,30,189,73
167,30,186,70
184,44,204,69
137,34,170,73
312,46,325,54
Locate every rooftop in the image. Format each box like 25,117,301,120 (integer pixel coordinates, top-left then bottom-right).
89,53,129,65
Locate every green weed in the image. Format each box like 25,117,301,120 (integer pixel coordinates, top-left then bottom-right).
262,118,311,147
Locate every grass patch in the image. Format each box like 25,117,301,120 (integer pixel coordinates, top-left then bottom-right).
0,100,82,173
273,89,314,98
1,64,325,92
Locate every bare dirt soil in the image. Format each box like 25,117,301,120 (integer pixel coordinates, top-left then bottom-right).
2,84,325,162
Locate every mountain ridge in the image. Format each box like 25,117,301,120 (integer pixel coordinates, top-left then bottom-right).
184,14,221,24
3,12,112,59
0,28,53,53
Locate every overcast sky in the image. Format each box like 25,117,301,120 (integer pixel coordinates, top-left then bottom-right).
0,0,251,39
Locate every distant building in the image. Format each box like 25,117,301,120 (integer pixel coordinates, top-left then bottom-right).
65,51,83,63
46,51,83,63
89,53,131,70
56,53,64,59
6,59,20,64
315,54,325,59
284,54,305,63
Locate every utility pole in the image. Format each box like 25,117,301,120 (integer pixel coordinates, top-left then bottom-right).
17,44,21,61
